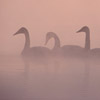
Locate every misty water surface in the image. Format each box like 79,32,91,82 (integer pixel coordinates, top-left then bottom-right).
0,55,100,100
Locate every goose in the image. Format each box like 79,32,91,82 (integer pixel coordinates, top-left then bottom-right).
45,32,84,57
14,27,51,60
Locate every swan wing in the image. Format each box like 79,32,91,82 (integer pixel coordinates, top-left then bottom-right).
91,48,100,54
30,46,51,57
61,45,84,57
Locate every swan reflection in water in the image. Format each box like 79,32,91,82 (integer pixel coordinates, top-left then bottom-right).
13,27,52,80
81,58,90,100
10,26,100,100
13,27,92,84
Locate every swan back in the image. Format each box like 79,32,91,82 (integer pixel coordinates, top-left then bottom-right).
61,45,84,57
89,48,100,58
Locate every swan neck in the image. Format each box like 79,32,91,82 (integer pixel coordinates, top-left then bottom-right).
85,30,90,51
53,34,60,50
23,31,30,50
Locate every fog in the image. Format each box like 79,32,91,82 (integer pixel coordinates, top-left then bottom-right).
0,56,100,100
1,0,100,100
0,0,100,55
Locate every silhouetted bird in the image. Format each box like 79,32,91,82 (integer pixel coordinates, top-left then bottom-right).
45,32,83,57
14,27,51,60
45,32,61,56
77,26,100,58
77,26,90,52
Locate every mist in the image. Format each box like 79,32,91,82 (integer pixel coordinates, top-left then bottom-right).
1,0,100,100
0,0,100,55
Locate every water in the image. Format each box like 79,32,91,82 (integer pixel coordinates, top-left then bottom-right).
0,55,100,100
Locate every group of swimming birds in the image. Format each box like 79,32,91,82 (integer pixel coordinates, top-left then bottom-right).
13,26,100,59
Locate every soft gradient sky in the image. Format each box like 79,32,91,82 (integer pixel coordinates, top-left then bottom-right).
0,0,100,55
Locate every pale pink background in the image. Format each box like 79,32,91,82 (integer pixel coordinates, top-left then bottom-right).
0,0,100,55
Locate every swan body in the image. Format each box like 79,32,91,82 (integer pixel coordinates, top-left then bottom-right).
14,27,51,60
91,48,100,54
61,45,84,57
90,48,100,58
45,32,84,57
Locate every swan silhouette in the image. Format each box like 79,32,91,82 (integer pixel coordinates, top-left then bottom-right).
45,32,61,56
76,26,90,52
45,32,84,57
78,26,100,58
14,27,51,59
77,26,100,58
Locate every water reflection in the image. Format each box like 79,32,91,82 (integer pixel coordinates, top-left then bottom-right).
0,55,100,100
80,58,90,100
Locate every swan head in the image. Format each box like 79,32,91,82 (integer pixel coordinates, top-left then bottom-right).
45,32,55,45
13,27,28,36
77,26,89,33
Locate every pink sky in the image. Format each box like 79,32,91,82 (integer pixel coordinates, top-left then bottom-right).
0,0,100,55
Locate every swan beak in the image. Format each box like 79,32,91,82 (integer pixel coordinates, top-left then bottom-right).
13,30,20,36
76,31,79,33
13,32,17,36
76,28,83,33
76,30,81,33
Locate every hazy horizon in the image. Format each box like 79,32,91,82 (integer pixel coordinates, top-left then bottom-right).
1,1,100,99
0,0,100,55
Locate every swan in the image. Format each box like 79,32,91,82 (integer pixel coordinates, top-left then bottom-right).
14,27,51,60
76,26,90,51
62,26,91,56
45,32,84,57
76,26,100,58
45,32,61,56
62,26,91,57
78,26,100,58
76,26,91,57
